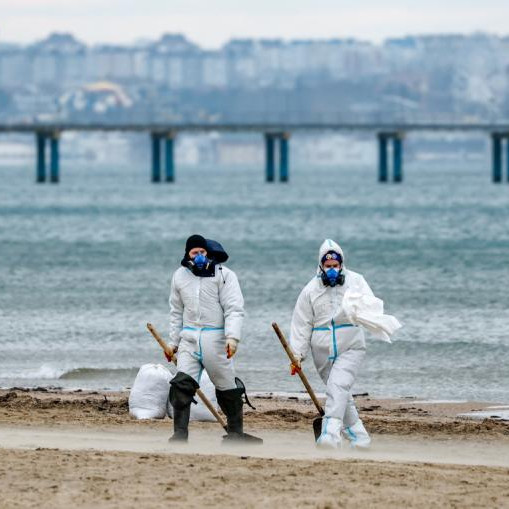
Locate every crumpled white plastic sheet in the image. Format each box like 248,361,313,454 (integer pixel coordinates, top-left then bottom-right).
342,289,402,343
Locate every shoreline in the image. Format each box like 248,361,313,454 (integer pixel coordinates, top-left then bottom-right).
1,387,508,437
1,384,506,403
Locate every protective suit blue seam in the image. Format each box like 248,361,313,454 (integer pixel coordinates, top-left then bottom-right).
330,319,338,361
333,324,354,329
192,331,204,361
346,427,357,441
312,327,331,331
182,326,224,332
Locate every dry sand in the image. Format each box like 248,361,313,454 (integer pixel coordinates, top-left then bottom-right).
1,388,509,508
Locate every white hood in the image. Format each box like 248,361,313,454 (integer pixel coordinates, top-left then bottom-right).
317,238,345,273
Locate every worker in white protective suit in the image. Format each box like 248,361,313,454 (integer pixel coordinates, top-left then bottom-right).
166,234,260,443
289,239,401,449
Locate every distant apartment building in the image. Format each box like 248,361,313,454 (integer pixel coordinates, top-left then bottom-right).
202,51,228,89
222,39,257,88
87,45,134,81
0,32,386,91
30,33,86,87
0,48,31,87
1,31,508,121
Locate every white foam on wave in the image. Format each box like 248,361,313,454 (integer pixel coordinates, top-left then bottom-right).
412,400,469,404
458,410,509,421
0,364,139,381
0,365,70,380
251,391,327,400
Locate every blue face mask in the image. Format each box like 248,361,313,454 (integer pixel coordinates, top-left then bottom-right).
321,267,345,287
193,252,208,270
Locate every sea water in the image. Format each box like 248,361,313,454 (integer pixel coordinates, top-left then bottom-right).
1,160,508,401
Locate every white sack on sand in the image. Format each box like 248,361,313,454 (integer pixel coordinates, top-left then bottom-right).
129,363,172,419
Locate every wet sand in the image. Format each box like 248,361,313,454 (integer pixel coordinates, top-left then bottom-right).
1,388,508,437
1,388,508,508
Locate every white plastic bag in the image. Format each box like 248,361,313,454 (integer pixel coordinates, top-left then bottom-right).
167,370,218,422
342,289,402,343
129,363,172,419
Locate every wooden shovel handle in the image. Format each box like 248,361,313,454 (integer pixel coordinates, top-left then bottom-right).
195,388,226,429
272,322,325,416
146,323,227,430
146,322,174,358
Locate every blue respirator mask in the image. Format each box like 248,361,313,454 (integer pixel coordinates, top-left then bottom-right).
192,253,208,270
187,252,215,277
321,267,345,287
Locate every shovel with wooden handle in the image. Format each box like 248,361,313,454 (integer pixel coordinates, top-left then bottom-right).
147,323,263,444
146,322,227,430
272,322,325,440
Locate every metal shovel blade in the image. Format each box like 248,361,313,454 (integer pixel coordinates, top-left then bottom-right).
222,433,264,444
241,432,263,444
313,416,323,441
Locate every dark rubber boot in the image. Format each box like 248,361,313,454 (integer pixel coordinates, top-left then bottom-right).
216,378,262,444
169,404,191,442
216,386,244,438
168,372,199,443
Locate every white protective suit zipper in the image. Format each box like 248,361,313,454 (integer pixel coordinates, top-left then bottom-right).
330,286,340,361
197,277,202,324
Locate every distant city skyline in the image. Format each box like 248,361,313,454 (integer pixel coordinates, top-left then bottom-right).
1,0,509,48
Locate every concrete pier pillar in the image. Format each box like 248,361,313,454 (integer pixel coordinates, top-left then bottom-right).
393,134,403,183
36,132,46,183
378,134,388,182
492,133,502,183
506,137,509,183
164,133,175,183
265,134,275,182
378,132,404,183
50,132,60,183
151,133,161,183
279,133,290,182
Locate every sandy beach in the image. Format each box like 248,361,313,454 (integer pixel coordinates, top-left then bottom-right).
1,388,509,508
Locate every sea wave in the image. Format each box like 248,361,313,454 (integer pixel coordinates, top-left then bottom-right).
0,365,139,381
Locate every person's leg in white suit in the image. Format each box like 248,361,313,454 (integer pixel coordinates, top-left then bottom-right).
316,349,367,448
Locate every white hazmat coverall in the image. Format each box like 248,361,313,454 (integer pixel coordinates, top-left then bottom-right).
168,265,244,390
290,239,385,448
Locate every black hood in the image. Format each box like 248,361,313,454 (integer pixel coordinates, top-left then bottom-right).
179,238,227,277
205,239,229,264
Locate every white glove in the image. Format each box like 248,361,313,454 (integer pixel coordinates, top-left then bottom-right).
225,338,238,359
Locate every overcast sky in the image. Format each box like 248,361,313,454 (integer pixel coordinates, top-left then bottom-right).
2,0,509,47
